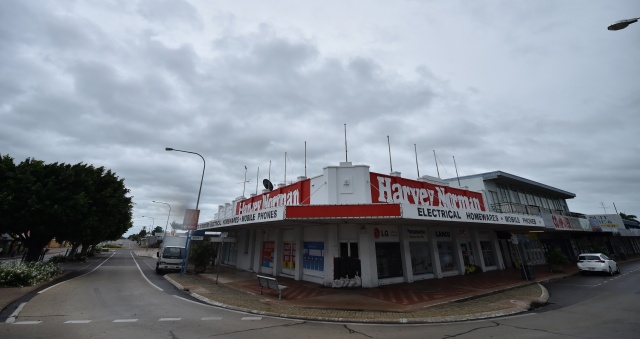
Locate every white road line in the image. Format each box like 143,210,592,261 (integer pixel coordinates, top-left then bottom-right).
13,321,42,325
241,317,262,321
65,320,92,324
159,318,182,321
113,319,138,323
130,252,163,291
201,317,223,321
5,302,27,324
39,252,116,294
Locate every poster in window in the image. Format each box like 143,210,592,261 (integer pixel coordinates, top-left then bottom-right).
303,242,324,271
262,241,274,267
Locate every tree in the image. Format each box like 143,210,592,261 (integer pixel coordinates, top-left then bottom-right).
0,155,133,261
153,226,164,235
619,213,638,222
53,164,133,256
0,156,69,261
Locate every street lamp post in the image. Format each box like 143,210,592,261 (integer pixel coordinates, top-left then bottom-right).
165,147,206,276
152,200,172,236
608,17,639,31
141,216,155,232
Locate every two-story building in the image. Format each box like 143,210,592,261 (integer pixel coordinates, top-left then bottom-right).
197,162,555,288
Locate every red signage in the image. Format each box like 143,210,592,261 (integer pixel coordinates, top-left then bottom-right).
370,173,485,211
235,179,311,215
183,209,200,230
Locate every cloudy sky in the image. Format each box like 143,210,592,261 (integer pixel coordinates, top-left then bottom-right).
2,1,639,236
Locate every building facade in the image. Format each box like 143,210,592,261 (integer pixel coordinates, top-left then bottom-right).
199,162,616,288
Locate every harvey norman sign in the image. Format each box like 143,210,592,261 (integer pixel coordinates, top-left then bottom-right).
198,206,285,230
402,204,543,227
370,173,486,211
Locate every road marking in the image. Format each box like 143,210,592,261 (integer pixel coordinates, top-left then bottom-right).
201,317,223,321
159,318,182,321
65,320,92,324
113,319,138,323
5,302,27,324
13,321,42,325
241,317,262,321
39,252,116,294
131,252,163,291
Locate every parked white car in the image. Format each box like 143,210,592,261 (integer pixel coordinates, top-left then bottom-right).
577,253,619,276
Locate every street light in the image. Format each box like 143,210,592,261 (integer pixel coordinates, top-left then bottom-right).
608,17,639,31
165,147,206,275
152,200,171,236
141,216,155,233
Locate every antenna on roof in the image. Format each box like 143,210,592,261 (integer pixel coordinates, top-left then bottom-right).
414,144,420,178
344,124,348,162
284,152,287,185
433,150,440,178
268,160,271,182
242,166,248,196
453,156,461,187
304,141,307,177
255,167,260,195
387,135,393,173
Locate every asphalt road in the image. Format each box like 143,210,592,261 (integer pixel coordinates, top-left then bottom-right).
1,248,639,338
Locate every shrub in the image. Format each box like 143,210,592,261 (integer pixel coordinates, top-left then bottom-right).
47,254,87,263
0,262,62,287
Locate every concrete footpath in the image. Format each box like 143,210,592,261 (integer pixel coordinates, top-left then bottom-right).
2,250,611,324
160,265,556,324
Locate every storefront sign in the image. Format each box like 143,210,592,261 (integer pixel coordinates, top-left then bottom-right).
406,227,428,240
435,229,452,240
197,206,284,230
235,179,311,215
183,209,200,231
586,214,624,231
540,213,583,231
370,173,485,211
373,226,399,242
402,204,543,227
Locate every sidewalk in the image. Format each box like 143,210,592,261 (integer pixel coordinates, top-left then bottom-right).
161,263,575,323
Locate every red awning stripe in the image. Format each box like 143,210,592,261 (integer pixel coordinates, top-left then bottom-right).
285,204,401,219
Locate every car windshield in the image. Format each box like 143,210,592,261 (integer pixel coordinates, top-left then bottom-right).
162,247,184,259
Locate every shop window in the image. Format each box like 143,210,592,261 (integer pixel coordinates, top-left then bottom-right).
437,242,456,272
375,242,403,278
480,241,495,266
340,241,359,259
409,242,432,275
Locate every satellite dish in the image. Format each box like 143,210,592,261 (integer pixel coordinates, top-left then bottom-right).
262,179,274,191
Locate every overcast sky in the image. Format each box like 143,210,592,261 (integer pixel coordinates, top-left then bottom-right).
2,1,639,237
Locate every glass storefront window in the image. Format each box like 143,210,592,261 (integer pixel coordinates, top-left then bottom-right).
480,241,495,266
409,242,432,275
437,241,456,272
375,242,403,278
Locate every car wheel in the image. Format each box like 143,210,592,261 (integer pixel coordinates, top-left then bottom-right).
608,266,614,276
155,264,163,274
616,266,621,274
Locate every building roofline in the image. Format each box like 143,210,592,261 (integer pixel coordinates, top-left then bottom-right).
444,171,576,199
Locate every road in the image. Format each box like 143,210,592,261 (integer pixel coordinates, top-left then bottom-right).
1,247,639,338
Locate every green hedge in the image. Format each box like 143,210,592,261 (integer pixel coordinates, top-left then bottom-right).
0,262,62,287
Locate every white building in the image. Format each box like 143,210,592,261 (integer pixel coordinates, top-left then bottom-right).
197,162,556,288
